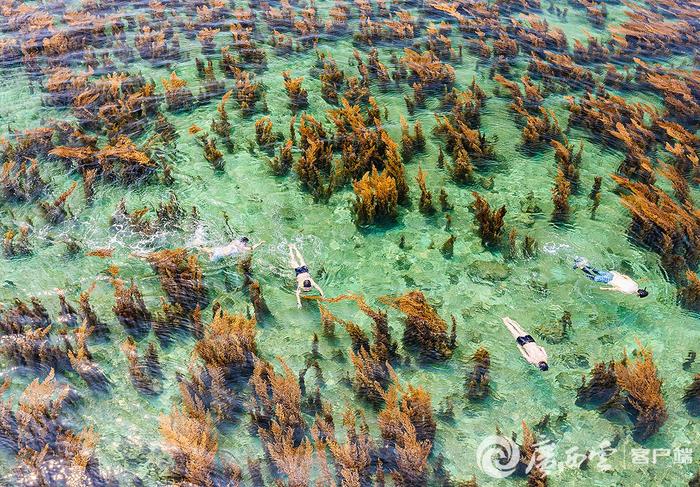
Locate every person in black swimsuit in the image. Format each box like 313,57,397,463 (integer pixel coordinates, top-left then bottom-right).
502,317,549,371
289,244,324,308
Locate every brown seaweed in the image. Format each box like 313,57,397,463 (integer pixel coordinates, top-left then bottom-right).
249,280,271,323
528,51,593,90
121,337,161,395
352,167,398,226
0,369,110,484
67,325,109,392
161,71,195,112
579,342,667,442
400,117,425,162
282,71,309,112
519,107,564,148
401,48,455,90
145,248,209,312
612,174,700,285
327,99,406,201
194,308,257,380
319,53,345,104
589,175,602,218
551,169,571,223
415,166,435,215
450,147,474,184
294,122,335,203
112,278,152,338
269,139,294,176
613,342,668,442
1,297,50,334
683,374,700,417
439,188,453,212
160,404,219,485
1,158,48,202
39,182,77,225
1,326,70,372
249,358,306,450
154,300,201,345
471,192,506,247
3,225,32,258
434,115,495,164
679,271,700,312
202,135,225,171
380,290,454,361
254,116,277,149
440,235,456,259
518,421,548,486
323,408,375,486
211,90,234,152
465,347,491,400
577,361,618,406
377,373,434,484
552,139,582,189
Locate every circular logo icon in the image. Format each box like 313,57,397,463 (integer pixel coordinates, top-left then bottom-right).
476,435,521,478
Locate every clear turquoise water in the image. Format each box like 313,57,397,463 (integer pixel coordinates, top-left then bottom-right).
0,0,699,485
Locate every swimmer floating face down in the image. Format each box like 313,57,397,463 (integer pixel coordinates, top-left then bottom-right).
289,244,324,308
574,257,649,298
502,317,549,372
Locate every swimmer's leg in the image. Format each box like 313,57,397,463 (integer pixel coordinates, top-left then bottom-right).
289,244,300,268
580,266,596,279
294,246,307,267
578,262,600,281
502,317,524,339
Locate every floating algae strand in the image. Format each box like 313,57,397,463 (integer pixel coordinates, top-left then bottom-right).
0,0,699,484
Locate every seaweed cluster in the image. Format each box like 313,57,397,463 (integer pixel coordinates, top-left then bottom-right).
0,370,113,485
112,278,153,338
381,291,456,361
146,248,209,315
195,308,258,381
121,337,162,395
471,192,507,247
577,342,667,442
465,347,491,400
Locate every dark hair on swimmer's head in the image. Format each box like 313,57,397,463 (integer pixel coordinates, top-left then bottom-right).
538,362,549,371
240,236,250,244
637,288,649,298
303,279,311,288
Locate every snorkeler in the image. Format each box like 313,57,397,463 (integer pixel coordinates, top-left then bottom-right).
573,257,648,298
289,243,324,308
201,236,264,262
502,317,549,371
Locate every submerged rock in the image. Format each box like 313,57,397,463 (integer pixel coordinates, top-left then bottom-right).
468,260,511,281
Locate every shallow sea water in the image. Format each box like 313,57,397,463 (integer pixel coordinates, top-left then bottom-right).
0,0,699,485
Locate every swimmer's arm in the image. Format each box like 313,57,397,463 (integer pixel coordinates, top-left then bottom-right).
251,241,265,250
295,288,302,308
599,286,616,292
311,279,324,297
